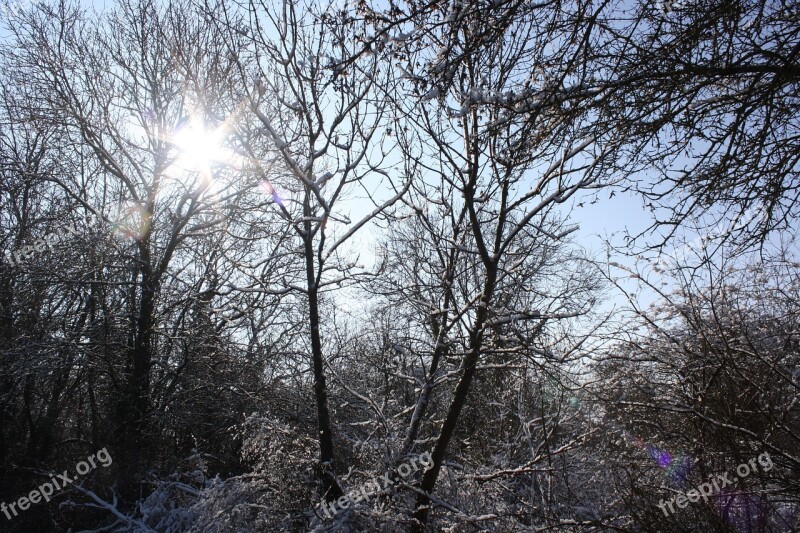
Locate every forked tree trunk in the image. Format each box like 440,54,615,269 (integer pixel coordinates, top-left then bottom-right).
412,268,497,531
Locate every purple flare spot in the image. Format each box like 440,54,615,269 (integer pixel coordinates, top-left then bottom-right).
658,451,672,469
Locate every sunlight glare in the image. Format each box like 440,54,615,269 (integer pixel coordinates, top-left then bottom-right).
171,121,227,172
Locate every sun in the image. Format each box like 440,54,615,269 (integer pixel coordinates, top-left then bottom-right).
166,118,237,195
171,120,227,171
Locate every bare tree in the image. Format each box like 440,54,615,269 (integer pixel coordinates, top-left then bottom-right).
600,0,800,250
3,0,280,490
359,0,799,253
352,1,622,527
210,0,411,500
594,252,800,531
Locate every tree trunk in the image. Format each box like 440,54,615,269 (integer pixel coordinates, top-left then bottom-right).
116,236,158,497
412,268,496,531
304,205,343,501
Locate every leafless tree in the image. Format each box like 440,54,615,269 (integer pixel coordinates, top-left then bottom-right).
2,0,287,491
208,0,411,500
348,1,624,527
594,249,800,531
